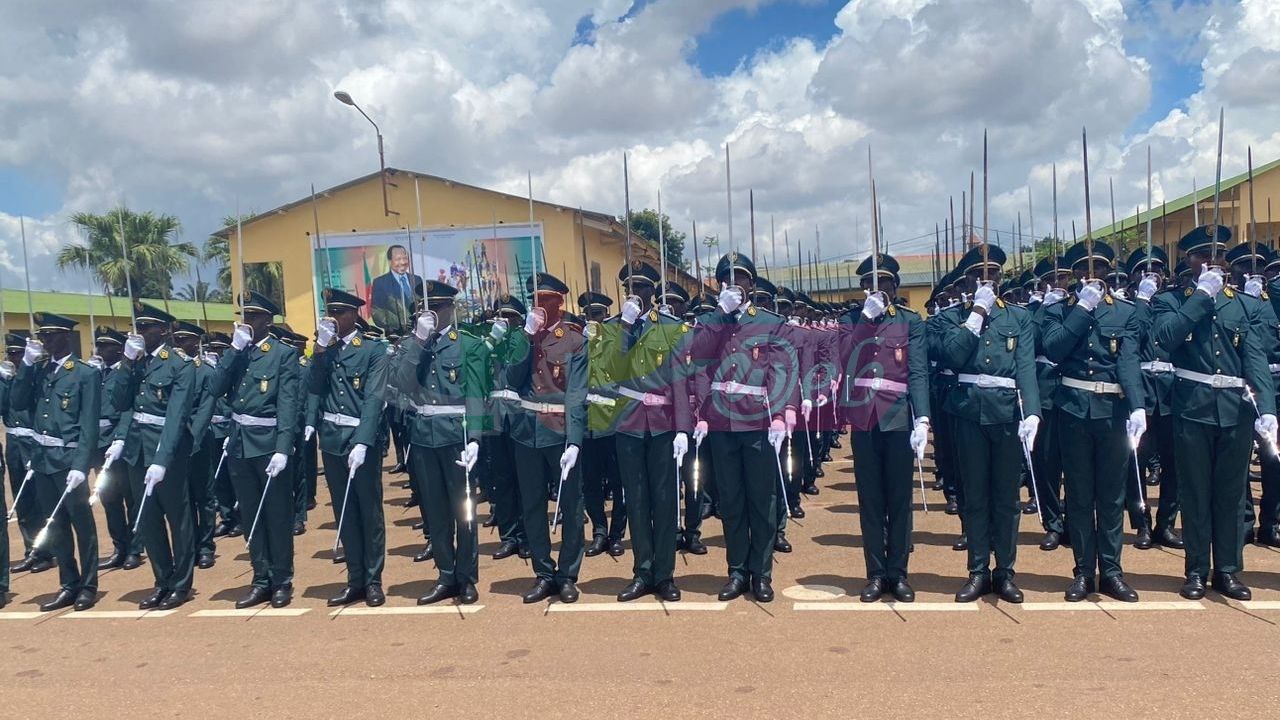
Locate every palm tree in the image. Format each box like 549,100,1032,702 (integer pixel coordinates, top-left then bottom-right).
207,214,283,307
59,208,197,301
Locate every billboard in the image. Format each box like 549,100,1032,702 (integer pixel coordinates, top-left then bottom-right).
312,223,544,334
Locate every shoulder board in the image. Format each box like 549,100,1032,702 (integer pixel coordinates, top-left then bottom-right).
62,359,76,372
603,314,622,325
658,310,681,322
158,348,170,360
897,305,919,315
754,306,782,319
175,348,191,360
457,327,481,341
352,336,363,347
1113,296,1134,306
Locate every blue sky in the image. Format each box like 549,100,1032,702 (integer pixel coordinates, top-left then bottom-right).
690,0,845,76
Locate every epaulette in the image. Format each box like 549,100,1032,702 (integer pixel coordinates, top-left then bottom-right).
175,348,191,361
752,306,782,319
658,309,681,322
62,359,77,372
158,348,170,360
457,327,480,340
603,313,622,325
352,336,363,347
898,305,919,316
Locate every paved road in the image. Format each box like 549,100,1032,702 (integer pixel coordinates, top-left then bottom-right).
4,446,1280,716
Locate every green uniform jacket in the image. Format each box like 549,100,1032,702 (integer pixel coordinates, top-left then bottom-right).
1132,294,1175,416
1152,287,1277,425
1040,294,1144,420
686,303,800,432
97,363,127,451
1029,299,1063,412
187,355,217,456
926,304,961,404
484,326,527,437
391,327,489,448
109,344,197,469
838,304,930,432
212,339,301,459
308,333,388,455
506,320,588,448
939,301,1041,424
597,309,693,437
584,324,622,438
12,356,100,475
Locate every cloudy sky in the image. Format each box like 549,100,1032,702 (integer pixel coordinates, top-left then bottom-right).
1,0,1275,293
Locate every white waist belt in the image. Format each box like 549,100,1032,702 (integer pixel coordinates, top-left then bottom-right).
98,419,113,430
1174,369,1245,389
957,373,1016,389
938,369,955,376
414,404,465,416
232,413,277,427
32,433,76,448
1270,363,1280,375
1061,376,1123,395
520,400,565,414
132,412,166,426
322,412,361,427
1141,361,1174,373
616,386,670,406
853,377,908,393
489,390,520,402
5,427,33,438
586,393,616,407
211,415,229,424
710,381,767,397
1035,355,1057,367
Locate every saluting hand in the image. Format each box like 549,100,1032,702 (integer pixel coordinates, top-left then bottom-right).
231,323,253,350
317,318,339,348
124,333,146,361
525,307,546,335
22,338,43,367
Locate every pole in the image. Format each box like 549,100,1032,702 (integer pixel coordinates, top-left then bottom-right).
1212,107,1225,264
527,171,539,311
868,146,879,294
1146,145,1154,273
1249,147,1259,275
624,153,634,298
693,220,702,291
1052,163,1059,262
118,204,137,333
725,143,735,287
19,217,34,333
982,131,989,281
949,195,956,267
1082,128,1094,280
749,189,757,262
1109,177,1117,247
658,189,667,309
1193,175,1200,226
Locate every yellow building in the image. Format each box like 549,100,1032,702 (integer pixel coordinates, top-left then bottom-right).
215,169,703,338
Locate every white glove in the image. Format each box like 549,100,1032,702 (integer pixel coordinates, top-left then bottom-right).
1245,275,1265,298
1029,291,1045,304
1195,267,1224,297
784,408,797,433
767,418,786,451
524,307,546,335
22,338,43,367
87,354,105,370
1112,287,1128,301
144,464,166,494
672,432,688,467
972,284,997,313
621,298,643,324
718,287,743,314
1076,281,1104,312
1017,415,1041,449
692,420,708,444
817,394,829,408
347,443,367,472
414,312,437,341
103,439,125,469
304,425,315,442
201,351,218,367
909,417,930,460
1043,288,1066,307
457,440,479,473
0,361,14,380
231,323,253,350
489,318,508,342
1126,409,1147,448
317,317,338,347
265,452,289,478
801,399,813,422
861,292,887,320
787,316,802,326
1136,275,1159,301
65,469,86,491
559,444,580,480
1255,414,1279,450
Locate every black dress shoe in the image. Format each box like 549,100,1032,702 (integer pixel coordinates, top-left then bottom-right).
559,581,580,603
227,525,243,538
616,579,651,602
1211,572,1251,601
931,478,945,491
1100,575,1139,602
197,553,216,569
459,583,479,604
271,584,295,608
366,584,386,607
994,577,1024,603
774,534,793,553
122,554,143,570
12,556,34,573
292,521,306,536
605,539,623,557
814,467,825,478
1039,531,1061,551
28,557,53,574
74,589,97,611
414,544,434,563
0,593,8,609
100,551,125,569
802,483,820,495
390,462,407,474
944,499,959,515
685,536,707,555
1152,525,1183,549
482,515,498,528
523,578,560,604
411,521,425,531
493,540,520,560
955,575,991,603
859,577,885,603
718,576,748,601
700,505,716,520
139,587,168,610
403,497,420,508
1064,575,1094,602
329,586,367,607
751,577,774,602
584,536,607,557
952,533,968,551
159,589,191,610
1258,526,1280,548
1180,574,1207,600
1134,526,1153,550
332,551,346,564
416,583,457,605
212,522,232,538
236,586,272,609
519,544,535,559
889,578,915,603
40,589,76,612
656,580,681,602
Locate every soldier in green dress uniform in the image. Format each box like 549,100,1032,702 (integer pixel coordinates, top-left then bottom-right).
91,326,144,570
3,330,54,575
204,332,241,539
578,291,628,558
483,295,533,561
172,321,219,570
270,323,316,536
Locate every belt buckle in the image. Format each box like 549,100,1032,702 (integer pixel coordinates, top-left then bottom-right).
643,393,663,407
870,377,883,391
1091,381,1105,394
976,375,994,389
1211,374,1232,389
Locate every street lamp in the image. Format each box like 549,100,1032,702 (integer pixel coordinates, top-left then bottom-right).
333,90,391,217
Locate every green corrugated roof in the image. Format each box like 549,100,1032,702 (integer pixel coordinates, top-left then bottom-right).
0,289,233,322
1089,155,1280,239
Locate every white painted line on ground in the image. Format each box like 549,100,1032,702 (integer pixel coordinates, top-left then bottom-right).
545,601,727,613
782,584,846,601
792,602,978,612
1239,601,1280,611
189,608,312,618
331,605,484,616
60,610,176,619
0,611,43,620
1020,601,1204,612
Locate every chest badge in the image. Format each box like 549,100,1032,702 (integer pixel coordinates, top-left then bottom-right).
260,378,269,393
1110,338,1118,354
353,375,362,390
1006,336,1016,352
448,368,458,383
554,327,564,338
61,396,70,410
552,364,562,380
63,360,75,372
656,353,664,366
352,336,362,348
894,347,904,363
261,342,271,352
752,346,760,361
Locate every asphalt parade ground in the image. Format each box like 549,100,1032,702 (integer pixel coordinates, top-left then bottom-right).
4,447,1280,718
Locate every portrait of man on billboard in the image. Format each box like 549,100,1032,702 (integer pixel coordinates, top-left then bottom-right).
370,243,423,333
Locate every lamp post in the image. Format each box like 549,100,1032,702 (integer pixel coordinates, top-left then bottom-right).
333,90,391,217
